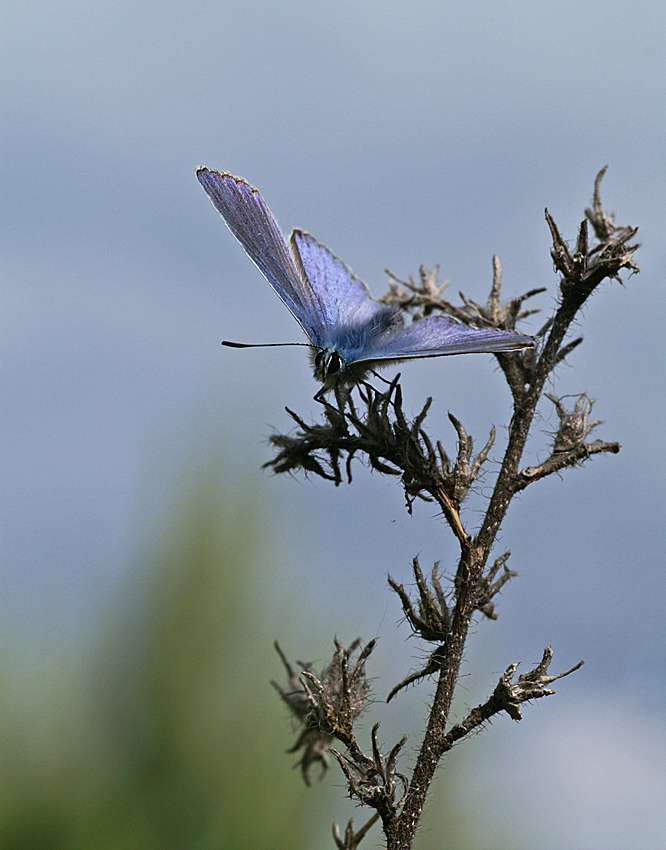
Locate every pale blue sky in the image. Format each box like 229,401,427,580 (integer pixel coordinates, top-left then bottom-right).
3,2,665,846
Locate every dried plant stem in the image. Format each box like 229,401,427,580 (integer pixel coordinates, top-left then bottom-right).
268,169,639,850
384,175,638,850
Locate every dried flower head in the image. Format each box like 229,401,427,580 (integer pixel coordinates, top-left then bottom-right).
271,639,374,784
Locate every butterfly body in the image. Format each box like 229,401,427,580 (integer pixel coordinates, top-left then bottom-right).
196,167,535,388
310,303,403,386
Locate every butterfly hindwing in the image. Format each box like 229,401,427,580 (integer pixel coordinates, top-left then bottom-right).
290,230,391,330
359,315,534,362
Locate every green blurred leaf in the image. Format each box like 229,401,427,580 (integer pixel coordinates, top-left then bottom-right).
0,456,322,849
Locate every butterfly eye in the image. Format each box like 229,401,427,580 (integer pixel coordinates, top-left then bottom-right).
314,350,324,368
327,353,342,375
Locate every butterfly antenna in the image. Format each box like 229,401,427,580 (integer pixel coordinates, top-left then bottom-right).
222,340,312,348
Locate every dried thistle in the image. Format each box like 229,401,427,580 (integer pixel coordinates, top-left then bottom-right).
267,169,638,850
271,639,374,785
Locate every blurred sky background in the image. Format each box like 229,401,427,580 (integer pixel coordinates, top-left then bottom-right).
2,1,666,848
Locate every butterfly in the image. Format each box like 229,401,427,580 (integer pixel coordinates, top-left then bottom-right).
197,168,535,391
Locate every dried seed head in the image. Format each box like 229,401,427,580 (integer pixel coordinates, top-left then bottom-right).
272,639,374,784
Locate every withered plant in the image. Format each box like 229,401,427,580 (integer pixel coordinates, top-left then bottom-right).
268,168,638,850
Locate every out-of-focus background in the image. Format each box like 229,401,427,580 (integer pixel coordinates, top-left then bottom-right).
2,2,665,847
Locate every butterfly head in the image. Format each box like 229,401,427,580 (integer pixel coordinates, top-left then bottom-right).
312,347,346,385
311,346,373,389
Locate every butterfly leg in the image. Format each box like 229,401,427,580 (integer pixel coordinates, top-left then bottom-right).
360,376,391,405
311,385,349,432
369,369,393,386
333,384,352,431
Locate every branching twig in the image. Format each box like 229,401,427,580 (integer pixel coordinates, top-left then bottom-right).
444,648,584,743
268,169,638,850
332,814,381,850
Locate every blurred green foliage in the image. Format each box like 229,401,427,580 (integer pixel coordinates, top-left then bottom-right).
0,456,499,849
0,466,324,849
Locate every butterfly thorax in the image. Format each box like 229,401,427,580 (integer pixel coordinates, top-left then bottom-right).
311,305,403,388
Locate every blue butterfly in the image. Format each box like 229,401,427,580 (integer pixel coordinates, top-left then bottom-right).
197,168,534,391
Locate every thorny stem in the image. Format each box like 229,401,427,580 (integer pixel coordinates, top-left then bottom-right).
268,170,639,850
383,170,638,849
431,485,472,550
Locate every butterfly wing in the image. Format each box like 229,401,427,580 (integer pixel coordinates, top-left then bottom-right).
197,168,326,345
291,229,406,366
197,169,534,373
290,230,391,330
354,315,534,362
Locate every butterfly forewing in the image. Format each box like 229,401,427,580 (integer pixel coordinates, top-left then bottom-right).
197,168,326,346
